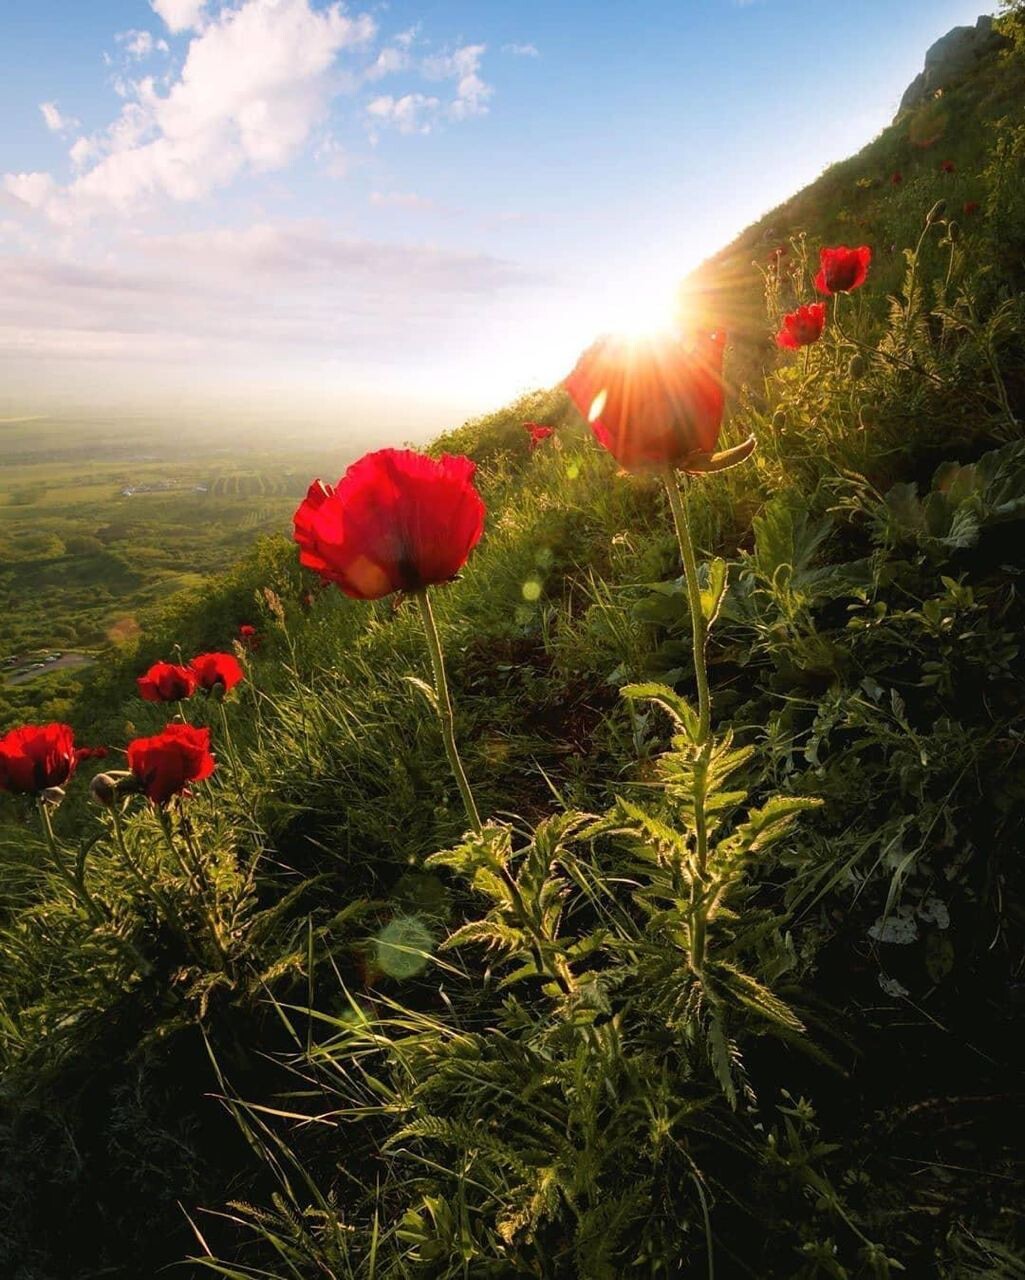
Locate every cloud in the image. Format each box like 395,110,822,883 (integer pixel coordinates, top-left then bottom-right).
423,44,492,121
502,43,539,58
365,44,410,81
10,0,377,224
369,190,436,210
366,92,440,135
116,29,170,59
0,221,534,366
39,102,79,133
150,0,207,34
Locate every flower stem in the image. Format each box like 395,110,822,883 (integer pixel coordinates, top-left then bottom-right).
37,799,105,925
663,469,713,974
415,588,482,834
415,588,571,994
663,470,711,744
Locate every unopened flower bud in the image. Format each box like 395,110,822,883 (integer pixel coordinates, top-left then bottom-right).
926,200,946,225
40,786,66,807
946,220,960,242
90,770,138,807
848,354,867,380
772,408,787,431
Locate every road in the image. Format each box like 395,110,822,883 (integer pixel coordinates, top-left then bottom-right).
4,653,94,687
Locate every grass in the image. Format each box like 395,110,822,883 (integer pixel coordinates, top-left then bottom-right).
2,14,1025,1278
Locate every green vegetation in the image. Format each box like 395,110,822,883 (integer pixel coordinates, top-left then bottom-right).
0,421,344,731
2,16,1025,1279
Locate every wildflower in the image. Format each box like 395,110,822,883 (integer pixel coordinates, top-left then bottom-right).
891,171,903,186
940,159,956,174
293,448,485,600
963,200,980,216
767,244,788,264
775,302,827,350
189,652,244,696
0,723,97,795
238,623,259,651
126,723,216,806
137,661,197,703
523,422,554,450
814,244,872,295
564,330,754,473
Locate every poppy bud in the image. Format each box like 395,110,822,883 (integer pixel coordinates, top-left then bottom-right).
90,770,139,807
946,220,960,242
926,200,946,225
848,354,867,380
772,408,787,431
40,786,66,807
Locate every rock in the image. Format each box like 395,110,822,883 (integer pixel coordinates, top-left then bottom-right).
895,14,1008,119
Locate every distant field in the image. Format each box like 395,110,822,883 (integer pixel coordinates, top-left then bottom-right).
0,415,351,729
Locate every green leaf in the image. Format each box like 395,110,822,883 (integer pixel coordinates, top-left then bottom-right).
700,557,729,628
620,682,699,742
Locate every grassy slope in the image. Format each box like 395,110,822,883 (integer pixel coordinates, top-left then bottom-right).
2,20,1025,1279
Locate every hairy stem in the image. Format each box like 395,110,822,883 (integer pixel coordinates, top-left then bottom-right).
37,799,105,925
415,588,482,834
663,470,713,974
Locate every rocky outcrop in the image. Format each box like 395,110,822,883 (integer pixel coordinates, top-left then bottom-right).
895,14,1007,119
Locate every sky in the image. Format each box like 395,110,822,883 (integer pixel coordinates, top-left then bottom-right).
0,0,996,441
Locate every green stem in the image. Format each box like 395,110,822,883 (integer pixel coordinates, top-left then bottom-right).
112,806,206,968
663,471,711,744
415,589,482,834
158,810,229,970
37,799,105,925
663,470,713,975
415,588,571,995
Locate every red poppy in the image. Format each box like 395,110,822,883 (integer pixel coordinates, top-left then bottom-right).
137,661,197,703
0,723,98,795
963,200,980,216
189,652,244,694
940,160,956,174
126,723,216,806
815,245,872,295
523,422,554,450
294,448,485,600
891,171,903,186
564,330,754,474
776,302,827,350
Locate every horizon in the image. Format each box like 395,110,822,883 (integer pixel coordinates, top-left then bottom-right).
1,0,994,442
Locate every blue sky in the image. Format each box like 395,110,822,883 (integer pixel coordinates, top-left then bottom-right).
0,0,994,438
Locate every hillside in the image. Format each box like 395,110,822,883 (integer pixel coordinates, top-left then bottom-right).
2,9,1025,1278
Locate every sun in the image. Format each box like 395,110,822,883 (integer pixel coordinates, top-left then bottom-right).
599,279,688,343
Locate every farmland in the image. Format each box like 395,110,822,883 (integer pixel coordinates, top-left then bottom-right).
0,416,349,728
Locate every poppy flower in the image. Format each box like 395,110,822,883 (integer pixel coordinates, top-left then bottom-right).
294,448,486,601
188,652,244,695
564,330,754,474
126,723,216,806
963,200,980,216
523,422,554,450
891,171,903,186
815,245,872,295
776,302,827,350
0,723,98,795
940,160,956,174
137,661,197,703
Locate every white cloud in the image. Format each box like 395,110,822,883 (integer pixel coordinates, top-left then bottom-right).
369,190,435,210
422,44,492,121
39,102,79,133
116,29,170,59
365,44,410,81
503,43,539,58
150,0,207,34
9,0,377,224
367,92,440,135
0,221,534,366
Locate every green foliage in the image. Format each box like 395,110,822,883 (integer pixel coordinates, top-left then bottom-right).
4,30,1025,1280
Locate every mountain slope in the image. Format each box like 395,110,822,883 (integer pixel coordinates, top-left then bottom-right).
2,12,1025,1279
